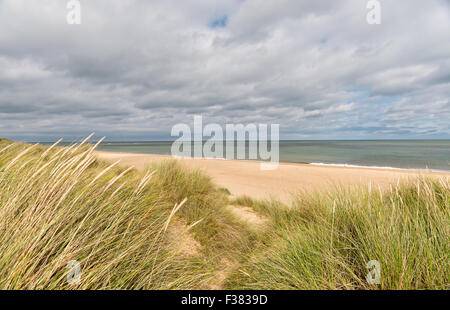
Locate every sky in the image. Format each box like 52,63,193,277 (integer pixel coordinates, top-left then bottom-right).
0,0,449,142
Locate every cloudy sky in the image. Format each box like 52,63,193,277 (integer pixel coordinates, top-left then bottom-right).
0,0,449,141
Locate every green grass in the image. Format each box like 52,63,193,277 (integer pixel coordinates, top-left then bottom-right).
0,138,253,289
0,138,448,289
227,181,450,290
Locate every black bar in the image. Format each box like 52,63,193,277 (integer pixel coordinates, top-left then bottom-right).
0,290,447,308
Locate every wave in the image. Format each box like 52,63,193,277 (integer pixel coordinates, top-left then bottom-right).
309,162,447,172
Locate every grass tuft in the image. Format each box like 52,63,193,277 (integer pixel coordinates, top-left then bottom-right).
227,179,449,290
0,139,231,289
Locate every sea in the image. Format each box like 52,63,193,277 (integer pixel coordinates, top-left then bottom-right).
93,140,450,172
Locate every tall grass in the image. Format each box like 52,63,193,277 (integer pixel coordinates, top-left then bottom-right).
1,138,448,290
227,180,450,289
0,138,221,289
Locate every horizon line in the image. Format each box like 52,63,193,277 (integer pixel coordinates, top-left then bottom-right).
31,138,450,144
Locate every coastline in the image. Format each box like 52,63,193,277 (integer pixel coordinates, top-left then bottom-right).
95,150,450,203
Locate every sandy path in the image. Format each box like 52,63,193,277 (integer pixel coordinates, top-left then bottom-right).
226,205,268,229
95,151,450,203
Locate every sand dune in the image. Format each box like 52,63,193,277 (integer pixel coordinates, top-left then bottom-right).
95,151,450,203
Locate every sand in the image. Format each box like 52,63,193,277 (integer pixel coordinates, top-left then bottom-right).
95,151,450,203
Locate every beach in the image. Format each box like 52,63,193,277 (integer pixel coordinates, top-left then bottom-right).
95,151,450,203
2,139,449,290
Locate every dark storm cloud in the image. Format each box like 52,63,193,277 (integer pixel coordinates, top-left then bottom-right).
0,0,449,141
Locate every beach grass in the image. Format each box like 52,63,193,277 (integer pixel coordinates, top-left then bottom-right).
0,138,448,289
0,138,254,289
227,180,449,290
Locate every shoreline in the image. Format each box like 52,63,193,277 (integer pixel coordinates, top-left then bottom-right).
95,150,450,203
96,150,450,173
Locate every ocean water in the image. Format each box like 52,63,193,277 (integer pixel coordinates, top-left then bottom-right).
95,140,450,172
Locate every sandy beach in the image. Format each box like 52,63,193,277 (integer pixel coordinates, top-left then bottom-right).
95,151,450,203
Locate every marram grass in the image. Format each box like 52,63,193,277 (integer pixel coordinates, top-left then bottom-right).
0,138,220,289
0,138,448,290
227,180,449,290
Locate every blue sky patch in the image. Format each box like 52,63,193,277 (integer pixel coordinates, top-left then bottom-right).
210,15,228,28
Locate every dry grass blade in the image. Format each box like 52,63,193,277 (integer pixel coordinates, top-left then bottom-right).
164,198,188,232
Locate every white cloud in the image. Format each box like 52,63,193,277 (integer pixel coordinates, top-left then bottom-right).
0,0,449,141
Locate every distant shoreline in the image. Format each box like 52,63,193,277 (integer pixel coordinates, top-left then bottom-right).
92,148,450,173
34,140,450,172
95,150,450,203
